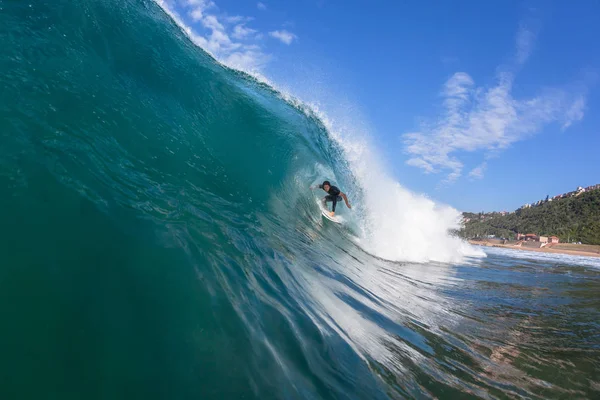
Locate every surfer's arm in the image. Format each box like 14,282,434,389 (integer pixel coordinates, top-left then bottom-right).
341,192,351,209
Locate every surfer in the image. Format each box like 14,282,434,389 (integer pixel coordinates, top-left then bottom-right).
312,180,351,217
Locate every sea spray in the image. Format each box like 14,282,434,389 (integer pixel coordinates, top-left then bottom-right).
154,0,484,264
1,2,598,399
305,104,485,263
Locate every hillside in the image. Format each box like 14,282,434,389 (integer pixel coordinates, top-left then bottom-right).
460,189,600,245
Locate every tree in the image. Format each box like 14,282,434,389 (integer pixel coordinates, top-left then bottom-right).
458,189,600,245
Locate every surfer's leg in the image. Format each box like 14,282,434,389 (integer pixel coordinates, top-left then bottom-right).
323,195,334,210
331,196,340,212
332,196,342,212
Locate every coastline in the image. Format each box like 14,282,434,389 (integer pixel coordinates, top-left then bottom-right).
469,240,600,258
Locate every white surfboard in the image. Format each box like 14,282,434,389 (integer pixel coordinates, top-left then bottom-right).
316,199,344,224
320,209,342,224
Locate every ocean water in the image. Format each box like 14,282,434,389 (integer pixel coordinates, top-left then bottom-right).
2,1,599,399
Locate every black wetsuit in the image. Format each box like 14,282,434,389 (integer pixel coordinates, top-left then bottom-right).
320,185,342,212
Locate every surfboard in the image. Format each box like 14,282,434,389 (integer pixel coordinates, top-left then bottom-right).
321,209,342,224
316,199,344,224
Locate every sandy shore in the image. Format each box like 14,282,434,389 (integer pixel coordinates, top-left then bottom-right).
469,240,600,258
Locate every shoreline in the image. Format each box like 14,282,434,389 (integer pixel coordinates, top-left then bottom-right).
469,240,600,258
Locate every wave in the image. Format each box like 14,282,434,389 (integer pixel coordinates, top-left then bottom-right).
154,0,483,264
0,1,524,399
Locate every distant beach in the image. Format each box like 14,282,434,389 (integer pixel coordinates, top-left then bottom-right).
469,240,600,258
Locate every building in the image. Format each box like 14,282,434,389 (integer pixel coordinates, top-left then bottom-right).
516,233,539,241
524,233,539,241
549,236,559,244
539,236,549,244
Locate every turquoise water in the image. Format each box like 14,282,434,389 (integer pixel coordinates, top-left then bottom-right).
2,1,600,398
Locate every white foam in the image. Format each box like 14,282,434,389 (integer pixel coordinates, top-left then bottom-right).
483,246,600,268
303,104,484,263
154,0,484,264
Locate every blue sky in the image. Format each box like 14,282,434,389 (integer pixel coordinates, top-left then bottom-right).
159,0,599,212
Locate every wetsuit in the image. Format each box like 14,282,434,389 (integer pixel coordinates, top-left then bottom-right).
319,184,342,212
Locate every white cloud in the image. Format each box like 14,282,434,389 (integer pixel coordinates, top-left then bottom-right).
224,50,270,71
562,96,586,129
157,0,270,72
186,0,215,21
257,2,267,10
515,27,535,65
269,30,297,45
186,0,214,6
189,8,204,21
402,27,587,182
224,15,252,24
468,163,487,180
201,14,224,31
232,24,257,40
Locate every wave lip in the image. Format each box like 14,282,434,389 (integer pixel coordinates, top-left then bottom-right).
1,1,596,399
154,0,483,264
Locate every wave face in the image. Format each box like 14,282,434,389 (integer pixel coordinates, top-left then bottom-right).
2,1,599,399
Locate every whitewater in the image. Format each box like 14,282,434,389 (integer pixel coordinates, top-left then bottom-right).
1,1,599,399
155,0,484,265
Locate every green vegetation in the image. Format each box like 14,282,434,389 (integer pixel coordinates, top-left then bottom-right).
460,189,600,245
